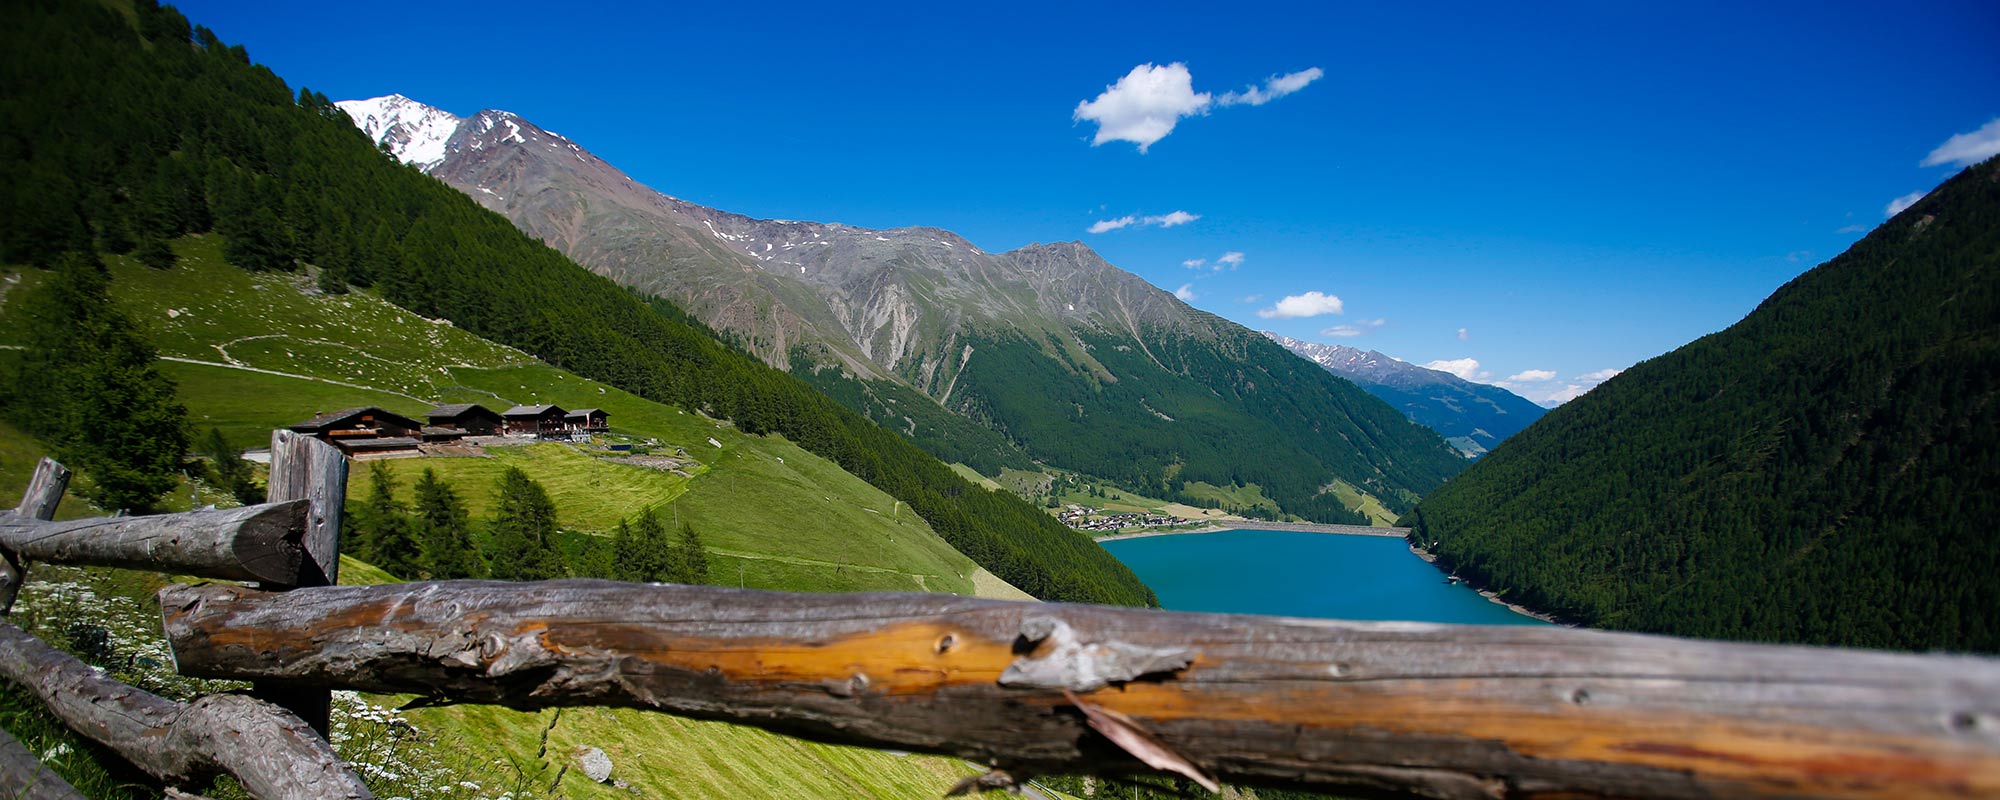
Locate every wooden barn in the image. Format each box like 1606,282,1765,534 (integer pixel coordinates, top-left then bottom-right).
501,404,567,437
425,403,504,436
287,407,423,456
564,408,609,433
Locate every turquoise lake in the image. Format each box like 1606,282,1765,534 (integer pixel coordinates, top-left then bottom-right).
1102,529,1547,625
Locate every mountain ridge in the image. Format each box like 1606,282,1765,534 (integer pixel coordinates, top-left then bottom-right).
1264,332,1547,456
341,94,1467,519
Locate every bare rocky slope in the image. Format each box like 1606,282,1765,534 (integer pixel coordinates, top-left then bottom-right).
339,96,1465,517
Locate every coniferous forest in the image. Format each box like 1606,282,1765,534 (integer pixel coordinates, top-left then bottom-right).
1406,156,2000,652
0,0,1154,607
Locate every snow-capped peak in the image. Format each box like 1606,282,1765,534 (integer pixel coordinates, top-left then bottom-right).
334,94,461,172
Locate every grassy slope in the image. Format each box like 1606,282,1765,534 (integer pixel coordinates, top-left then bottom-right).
0,239,1044,797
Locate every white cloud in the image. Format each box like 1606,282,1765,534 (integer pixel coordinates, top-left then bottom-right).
1173,283,1198,301
1074,63,1210,153
1422,358,1487,382
1075,63,1325,152
1456,327,1469,341
1089,209,1201,234
1184,251,1245,272
1885,190,1927,217
1500,366,1625,407
1321,319,1384,338
1836,224,1867,234
1785,250,1813,263
1921,118,2000,168
1236,294,1262,303
1217,67,1325,107
1257,291,1344,319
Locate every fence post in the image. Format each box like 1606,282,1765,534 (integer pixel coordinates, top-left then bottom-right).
0,457,71,615
254,430,347,735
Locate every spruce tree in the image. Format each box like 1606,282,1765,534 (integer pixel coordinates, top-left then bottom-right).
412,468,483,579
613,508,675,583
486,467,564,581
360,461,421,579
7,252,187,512
674,521,710,585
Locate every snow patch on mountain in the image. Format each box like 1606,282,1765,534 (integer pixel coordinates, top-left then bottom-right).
334,94,461,172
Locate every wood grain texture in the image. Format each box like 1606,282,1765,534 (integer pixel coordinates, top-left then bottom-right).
0,501,307,584
0,620,370,800
265,431,345,588
160,579,2000,799
0,724,87,800
1,457,70,614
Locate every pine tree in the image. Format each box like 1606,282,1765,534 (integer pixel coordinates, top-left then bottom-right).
613,508,675,583
674,521,710,585
412,468,483,579
358,462,421,579
486,467,564,581
6,252,187,512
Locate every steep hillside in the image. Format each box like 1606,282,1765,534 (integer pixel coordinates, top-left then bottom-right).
339,95,1467,519
0,0,1150,606
1267,332,1547,456
1406,157,2000,652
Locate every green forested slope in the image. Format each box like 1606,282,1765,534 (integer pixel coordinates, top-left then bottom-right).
0,0,1150,606
1406,158,2000,652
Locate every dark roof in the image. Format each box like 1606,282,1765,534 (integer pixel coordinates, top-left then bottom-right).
289,407,422,432
501,404,566,417
426,403,498,419
336,436,421,451
564,408,605,419
420,426,467,437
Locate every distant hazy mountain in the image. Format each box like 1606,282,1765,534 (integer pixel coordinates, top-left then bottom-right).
1265,333,1544,456
337,95,1466,520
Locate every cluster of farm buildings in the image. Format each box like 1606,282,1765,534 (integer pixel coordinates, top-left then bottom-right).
288,403,609,457
1055,505,1180,532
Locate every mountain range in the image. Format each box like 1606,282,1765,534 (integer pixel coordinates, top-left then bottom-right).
337,94,1467,520
1264,333,1547,456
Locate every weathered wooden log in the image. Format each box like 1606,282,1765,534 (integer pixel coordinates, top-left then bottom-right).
0,620,370,800
265,431,345,588
0,457,70,614
160,580,2000,799
256,431,347,738
0,724,87,800
0,501,307,585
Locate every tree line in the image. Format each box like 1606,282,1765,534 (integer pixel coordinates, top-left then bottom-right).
349,462,710,586
0,0,1153,606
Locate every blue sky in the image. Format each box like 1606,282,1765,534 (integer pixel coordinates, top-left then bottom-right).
179,0,1999,404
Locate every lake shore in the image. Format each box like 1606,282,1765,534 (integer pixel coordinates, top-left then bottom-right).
1093,520,1407,543
1406,542,1571,627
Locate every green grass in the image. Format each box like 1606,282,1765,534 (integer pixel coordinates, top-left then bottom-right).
0,241,1049,798
1180,480,1283,516
1327,478,1398,526
947,462,1003,491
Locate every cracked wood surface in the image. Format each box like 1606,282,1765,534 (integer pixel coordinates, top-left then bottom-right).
0,500,308,585
0,724,86,800
160,579,2000,799
0,620,370,800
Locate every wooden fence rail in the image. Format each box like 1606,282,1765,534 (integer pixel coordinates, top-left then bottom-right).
161,578,2000,799
0,500,309,585
0,620,369,800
